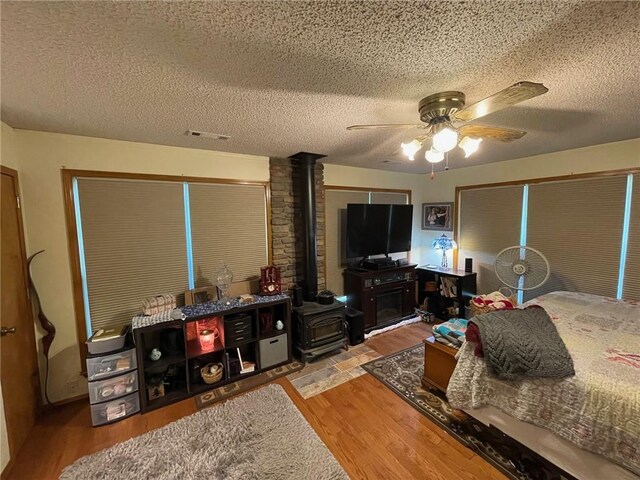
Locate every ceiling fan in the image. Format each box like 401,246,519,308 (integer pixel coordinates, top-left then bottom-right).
347,81,548,165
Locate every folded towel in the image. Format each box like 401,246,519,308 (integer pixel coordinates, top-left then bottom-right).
433,331,463,349
141,294,177,315
433,318,468,348
132,308,185,330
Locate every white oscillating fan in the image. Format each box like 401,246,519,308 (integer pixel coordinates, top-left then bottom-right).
494,246,550,291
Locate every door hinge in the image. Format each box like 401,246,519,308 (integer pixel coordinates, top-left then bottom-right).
16,196,21,209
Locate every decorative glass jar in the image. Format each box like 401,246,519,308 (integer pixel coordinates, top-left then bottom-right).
216,261,234,305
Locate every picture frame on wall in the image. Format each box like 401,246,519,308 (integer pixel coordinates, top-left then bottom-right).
422,202,453,231
185,286,217,305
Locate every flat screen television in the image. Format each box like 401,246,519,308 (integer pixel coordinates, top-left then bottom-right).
346,204,413,258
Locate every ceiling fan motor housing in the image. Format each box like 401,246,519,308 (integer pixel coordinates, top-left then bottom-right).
418,91,466,123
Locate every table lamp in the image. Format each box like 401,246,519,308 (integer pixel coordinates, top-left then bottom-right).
431,234,457,269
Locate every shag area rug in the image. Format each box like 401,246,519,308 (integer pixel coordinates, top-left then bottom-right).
195,360,304,409
362,344,574,480
61,384,348,480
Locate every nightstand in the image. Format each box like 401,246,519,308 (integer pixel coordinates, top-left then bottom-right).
422,335,458,393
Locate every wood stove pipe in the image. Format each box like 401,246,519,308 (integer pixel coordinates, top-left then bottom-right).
288,151,326,302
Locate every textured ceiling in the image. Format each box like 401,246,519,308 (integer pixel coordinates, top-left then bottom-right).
1,1,639,173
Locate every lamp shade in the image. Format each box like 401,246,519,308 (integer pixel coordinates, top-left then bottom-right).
425,148,444,163
432,127,458,153
431,233,456,269
431,234,457,251
458,136,482,158
401,139,422,161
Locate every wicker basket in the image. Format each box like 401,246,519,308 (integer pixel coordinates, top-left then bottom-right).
470,287,518,317
201,362,224,384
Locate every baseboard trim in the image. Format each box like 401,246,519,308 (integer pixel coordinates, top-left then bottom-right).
42,393,88,412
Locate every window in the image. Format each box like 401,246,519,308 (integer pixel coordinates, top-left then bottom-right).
622,174,639,300
525,176,627,301
458,185,523,295
69,173,269,338
457,171,637,302
189,182,268,287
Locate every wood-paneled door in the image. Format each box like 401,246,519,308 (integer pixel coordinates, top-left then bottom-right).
0,166,40,475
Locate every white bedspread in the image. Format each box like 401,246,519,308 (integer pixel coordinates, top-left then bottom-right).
447,291,640,475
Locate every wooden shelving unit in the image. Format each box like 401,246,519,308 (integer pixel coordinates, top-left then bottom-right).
416,266,477,321
134,297,291,413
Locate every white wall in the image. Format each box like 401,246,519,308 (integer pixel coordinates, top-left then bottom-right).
8,127,269,403
419,138,640,267
4,122,639,407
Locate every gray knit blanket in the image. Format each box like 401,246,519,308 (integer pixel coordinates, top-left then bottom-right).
471,306,575,380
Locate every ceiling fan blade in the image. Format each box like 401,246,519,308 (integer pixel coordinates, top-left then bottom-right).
453,81,548,122
346,124,427,131
458,124,527,142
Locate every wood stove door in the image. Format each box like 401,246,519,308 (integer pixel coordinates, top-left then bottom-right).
308,312,345,348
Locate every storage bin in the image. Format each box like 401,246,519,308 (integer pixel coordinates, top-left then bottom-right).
86,348,137,381
88,370,138,404
90,392,140,426
85,326,128,354
259,333,288,369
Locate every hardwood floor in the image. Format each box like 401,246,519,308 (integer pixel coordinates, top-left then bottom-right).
5,322,506,480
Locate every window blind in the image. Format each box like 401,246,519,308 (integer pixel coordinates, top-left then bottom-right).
189,183,268,287
77,178,189,333
458,185,524,295
325,189,369,296
623,174,639,300
525,176,627,301
370,192,408,205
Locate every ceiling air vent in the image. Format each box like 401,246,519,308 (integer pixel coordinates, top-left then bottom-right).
185,130,230,140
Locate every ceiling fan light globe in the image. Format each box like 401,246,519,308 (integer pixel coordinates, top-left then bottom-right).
425,148,444,163
432,127,458,153
401,139,422,160
459,136,483,157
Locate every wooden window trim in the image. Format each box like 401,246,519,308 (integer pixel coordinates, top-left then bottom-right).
61,169,272,374
452,167,640,268
323,185,412,290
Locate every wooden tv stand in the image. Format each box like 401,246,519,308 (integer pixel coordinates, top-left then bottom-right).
343,264,417,332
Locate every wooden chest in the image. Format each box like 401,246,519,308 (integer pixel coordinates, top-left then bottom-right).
421,336,458,393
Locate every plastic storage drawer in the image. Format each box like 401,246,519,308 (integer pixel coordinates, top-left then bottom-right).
90,392,140,426
259,333,288,369
86,348,137,381
88,370,138,404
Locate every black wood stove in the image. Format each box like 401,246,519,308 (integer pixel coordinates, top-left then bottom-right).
293,300,346,362
289,152,347,362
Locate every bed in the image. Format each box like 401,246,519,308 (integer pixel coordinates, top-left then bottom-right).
447,291,640,478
